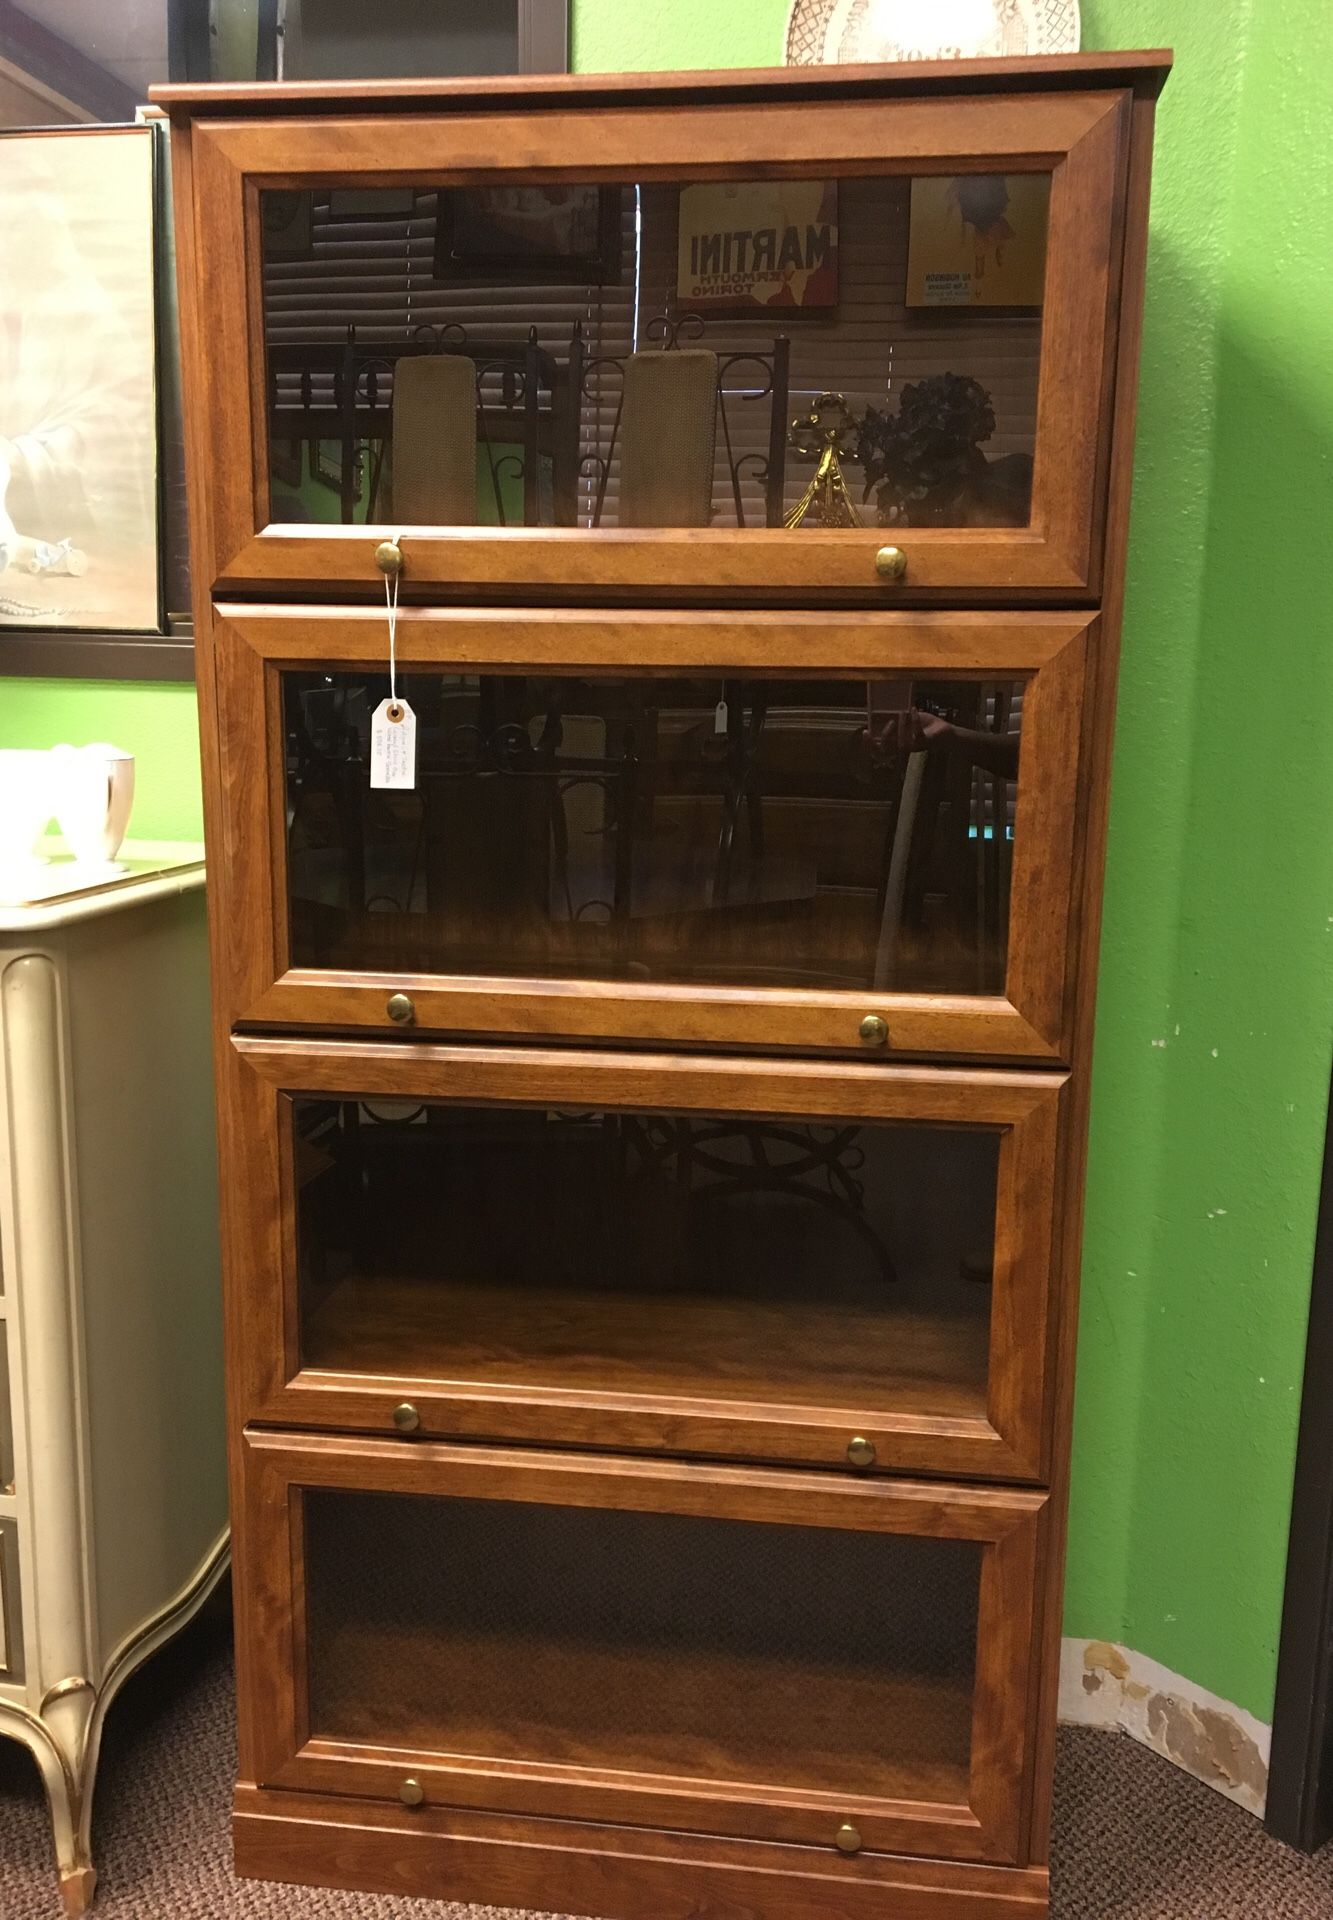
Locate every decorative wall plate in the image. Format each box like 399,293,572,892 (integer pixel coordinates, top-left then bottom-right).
784,0,1080,65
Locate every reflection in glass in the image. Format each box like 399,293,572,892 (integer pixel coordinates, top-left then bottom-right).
283,670,1023,995
294,1096,999,1420
261,174,1046,530
305,1488,983,1802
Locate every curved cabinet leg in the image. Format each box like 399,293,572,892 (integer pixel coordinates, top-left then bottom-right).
60,1865,98,1919
2,952,100,1907
60,1858,98,1920
2,1701,97,1915
0,1536,228,1914
50,1684,100,1916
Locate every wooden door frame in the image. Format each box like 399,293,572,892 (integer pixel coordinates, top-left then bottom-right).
1267,1071,1333,1852
212,603,1091,1064
163,80,1131,602
230,1034,1067,1481
241,1428,1048,1864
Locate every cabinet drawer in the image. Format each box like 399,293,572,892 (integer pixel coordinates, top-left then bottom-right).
176,81,1129,600
215,605,1089,1063
232,1035,1066,1481
241,1430,1047,1866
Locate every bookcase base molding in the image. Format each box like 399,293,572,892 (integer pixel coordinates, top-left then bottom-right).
233,1788,1051,1920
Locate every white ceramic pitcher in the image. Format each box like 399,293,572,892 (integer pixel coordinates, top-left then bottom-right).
0,748,54,881
51,743,136,870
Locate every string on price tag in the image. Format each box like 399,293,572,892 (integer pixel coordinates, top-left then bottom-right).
369,536,417,790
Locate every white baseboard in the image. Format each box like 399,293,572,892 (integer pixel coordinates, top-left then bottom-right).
1059,1638,1271,1817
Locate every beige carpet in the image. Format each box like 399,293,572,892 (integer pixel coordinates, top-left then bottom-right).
2,1601,1331,1918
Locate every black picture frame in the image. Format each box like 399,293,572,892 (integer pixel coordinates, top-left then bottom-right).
0,119,191,681
433,185,621,286
0,0,571,679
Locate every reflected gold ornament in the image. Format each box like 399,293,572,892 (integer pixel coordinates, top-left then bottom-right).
784,391,864,530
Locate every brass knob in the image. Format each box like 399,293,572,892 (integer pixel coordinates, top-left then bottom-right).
375,539,404,575
874,545,907,582
400,1777,425,1807
858,1013,888,1047
847,1436,876,1469
835,1822,863,1854
393,1402,421,1433
386,992,415,1024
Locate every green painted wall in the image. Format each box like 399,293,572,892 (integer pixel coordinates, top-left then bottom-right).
572,0,779,70
0,679,204,840
1066,0,1333,1721
2,0,1328,1725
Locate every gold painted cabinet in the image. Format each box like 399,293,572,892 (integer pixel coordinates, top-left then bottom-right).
0,858,227,1914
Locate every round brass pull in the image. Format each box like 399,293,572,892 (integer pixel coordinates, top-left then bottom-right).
400,1778,425,1808
858,1013,888,1048
393,1402,421,1433
874,545,907,582
386,992,415,1025
847,1436,876,1469
375,539,404,576
835,1822,863,1855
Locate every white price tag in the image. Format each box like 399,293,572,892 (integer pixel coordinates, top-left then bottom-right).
714,699,728,735
370,698,417,790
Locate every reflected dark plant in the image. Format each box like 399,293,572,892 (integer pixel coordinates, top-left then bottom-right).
855,373,1001,527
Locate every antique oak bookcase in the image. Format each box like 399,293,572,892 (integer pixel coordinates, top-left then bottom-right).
158,52,1168,1920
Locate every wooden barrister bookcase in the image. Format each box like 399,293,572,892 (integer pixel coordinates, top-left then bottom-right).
158,50,1169,1920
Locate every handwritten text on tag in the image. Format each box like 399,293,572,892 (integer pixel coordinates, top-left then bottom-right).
370,698,417,790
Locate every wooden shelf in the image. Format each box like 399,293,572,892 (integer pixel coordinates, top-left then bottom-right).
312,1635,976,1809
304,1268,991,1422
296,1114,997,1423
305,1485,981,1807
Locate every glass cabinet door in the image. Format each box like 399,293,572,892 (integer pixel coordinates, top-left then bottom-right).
216,606,1089,1062
176,79,1129,596
244,1432,1046,1863
232,1036,1065,1481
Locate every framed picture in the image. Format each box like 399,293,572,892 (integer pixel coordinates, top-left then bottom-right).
0,124,164,640
270,437,305,492
433,185,621,284
677,180,838,313
310,438,361,504
328,187,416,221
906,175,1050,308
262,189,315,259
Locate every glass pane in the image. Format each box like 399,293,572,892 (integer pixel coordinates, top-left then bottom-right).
284,670,1023,995
305,1488,982,1804
261,173,1046,529
295,1098,999,1421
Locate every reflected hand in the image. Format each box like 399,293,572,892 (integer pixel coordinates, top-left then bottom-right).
870,707,954,760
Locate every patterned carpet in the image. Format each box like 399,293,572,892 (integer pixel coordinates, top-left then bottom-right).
3,1598,1332,1918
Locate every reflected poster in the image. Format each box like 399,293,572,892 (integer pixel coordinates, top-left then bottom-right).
677,180,838,312
906,174,1049,308
0,126,161,631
